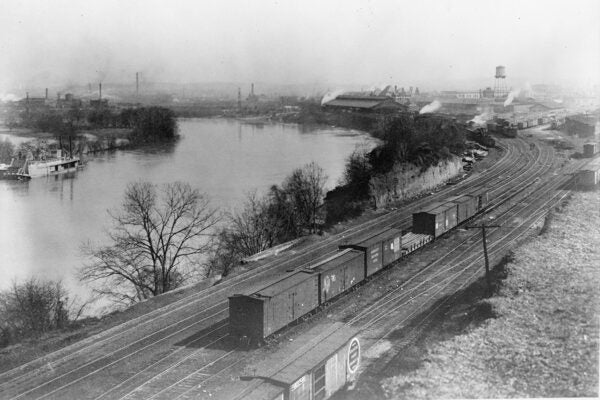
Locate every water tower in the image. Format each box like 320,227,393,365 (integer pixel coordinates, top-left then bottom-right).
494,65,508,98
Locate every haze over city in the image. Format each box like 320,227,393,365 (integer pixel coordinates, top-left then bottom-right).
1,0,599,96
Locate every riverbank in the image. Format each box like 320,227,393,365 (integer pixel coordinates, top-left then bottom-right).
377,190,599,398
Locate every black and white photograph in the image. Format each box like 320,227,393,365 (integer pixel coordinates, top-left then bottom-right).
0,0,598,399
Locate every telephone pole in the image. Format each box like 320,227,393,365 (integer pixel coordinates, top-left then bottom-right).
465,221,500,293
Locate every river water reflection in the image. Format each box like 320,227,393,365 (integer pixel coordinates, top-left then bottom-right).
0,119,376,312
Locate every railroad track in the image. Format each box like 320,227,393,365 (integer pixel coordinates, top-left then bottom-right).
1,136,560,399
101,139,560,400
219,144,576,400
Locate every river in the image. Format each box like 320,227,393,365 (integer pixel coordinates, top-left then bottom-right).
0,119,376,314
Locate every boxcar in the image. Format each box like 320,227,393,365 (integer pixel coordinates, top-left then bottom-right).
254,327,360,400
313,249,364,303
464,187,488,213
339,228,402,276
412,202,456,237
445,195,474,223
229,270,319,341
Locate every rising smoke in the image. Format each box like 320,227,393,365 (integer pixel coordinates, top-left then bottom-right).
321,89,345,105
468,112,490,125
419,100,441,114
503,88,521,107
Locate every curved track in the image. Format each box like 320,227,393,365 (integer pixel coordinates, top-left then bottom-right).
1,136,570,400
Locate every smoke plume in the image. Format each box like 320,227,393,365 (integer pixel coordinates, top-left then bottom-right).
503,88,521,107
321,89,345,105
468,112,490,125
419,100,441,114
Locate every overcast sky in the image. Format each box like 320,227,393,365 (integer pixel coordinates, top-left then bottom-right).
1,0,598,94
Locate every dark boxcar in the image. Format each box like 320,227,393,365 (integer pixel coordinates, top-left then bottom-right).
451,195,474,223
412,203,450,237
228,270,319,341
339,235,382,276
464,187,488,214
380,228,402,267
315,249,364,303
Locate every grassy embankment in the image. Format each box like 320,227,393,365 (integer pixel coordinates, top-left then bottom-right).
382,190,599,398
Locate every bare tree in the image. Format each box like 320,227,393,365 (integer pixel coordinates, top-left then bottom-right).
284,162,328,233
80,181,220,305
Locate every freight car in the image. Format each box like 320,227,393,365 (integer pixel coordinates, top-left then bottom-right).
489,120,517,137
229,270,319,341
339,228,402,276
412,188,488,238
229,188,489,344
240,326,360,400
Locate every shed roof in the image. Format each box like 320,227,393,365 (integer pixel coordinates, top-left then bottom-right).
324,96,402,110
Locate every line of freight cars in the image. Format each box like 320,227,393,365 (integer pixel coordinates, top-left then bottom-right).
228,187,489,345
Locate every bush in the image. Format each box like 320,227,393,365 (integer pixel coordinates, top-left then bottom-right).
0,278,85,347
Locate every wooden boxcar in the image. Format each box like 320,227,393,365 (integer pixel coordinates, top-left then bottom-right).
243,327,360,400
412,202,456,237
339,228,402,276
464,187,488,213
313,249,364,303
445,195,474,223
229,270,319,341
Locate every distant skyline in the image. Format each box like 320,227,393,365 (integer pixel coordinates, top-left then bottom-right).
1,0,598,95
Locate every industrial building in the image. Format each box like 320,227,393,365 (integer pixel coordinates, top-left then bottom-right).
322,95,405,113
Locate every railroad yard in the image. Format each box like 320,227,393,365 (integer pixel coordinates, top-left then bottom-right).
0,125,596,400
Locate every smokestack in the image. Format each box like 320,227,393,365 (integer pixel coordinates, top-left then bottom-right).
136,72,139,96
45,88,48,99
26,92,29,102
251,83,254,96
237,87,242,110
99,83,102,100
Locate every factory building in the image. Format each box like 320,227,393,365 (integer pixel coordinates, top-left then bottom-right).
323,95,405,113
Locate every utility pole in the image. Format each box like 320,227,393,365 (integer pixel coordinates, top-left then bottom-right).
465,221,500,293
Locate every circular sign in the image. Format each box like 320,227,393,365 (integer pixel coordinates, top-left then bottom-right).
347,337,360,373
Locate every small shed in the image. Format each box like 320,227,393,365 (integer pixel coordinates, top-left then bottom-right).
583,142,598,158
